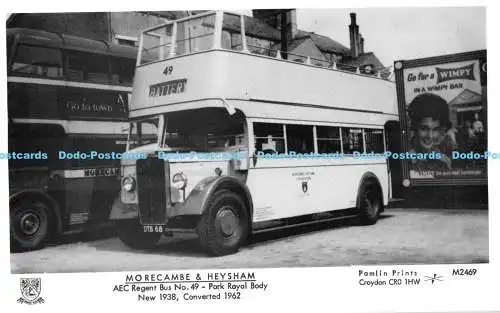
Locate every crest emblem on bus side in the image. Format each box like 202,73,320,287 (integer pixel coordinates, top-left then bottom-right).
302,181,308,193
18,278,44,304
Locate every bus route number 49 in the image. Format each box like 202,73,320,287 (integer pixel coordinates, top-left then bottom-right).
144,225,164,233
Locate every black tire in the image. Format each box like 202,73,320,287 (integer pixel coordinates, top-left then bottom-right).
115,219,161,250
357,179,382,225
197,190,249,256
10,197,52,252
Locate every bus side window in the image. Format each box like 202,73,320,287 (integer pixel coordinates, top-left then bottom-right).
66,50,110,83
316,126,342,153
66,51,85,81
11,45,63,78
86,53,110,83
342,128,363,154
7,36,14,69
254,122,285,154
9,124,64,169
111,57,135,86
286,125,314,154
365,129,385,153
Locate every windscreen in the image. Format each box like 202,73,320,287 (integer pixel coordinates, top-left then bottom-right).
161,108,245,153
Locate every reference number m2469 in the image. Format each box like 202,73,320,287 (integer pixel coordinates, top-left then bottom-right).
452,268,477,275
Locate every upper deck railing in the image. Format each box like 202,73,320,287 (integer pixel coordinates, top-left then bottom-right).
137,11,393,80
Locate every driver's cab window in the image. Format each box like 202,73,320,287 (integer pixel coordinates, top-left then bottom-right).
254,122,285,154
160,109,246,153
207,132,246,152
128,118,159,150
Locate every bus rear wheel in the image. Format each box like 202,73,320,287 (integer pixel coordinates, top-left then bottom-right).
115,219,161,250
197,190,249,256
357,180,382,225
10,198,51,252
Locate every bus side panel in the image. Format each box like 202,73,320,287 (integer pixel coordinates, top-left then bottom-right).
9,170,49,195
56,178,94,226
8,82,129,121
246,158,388,222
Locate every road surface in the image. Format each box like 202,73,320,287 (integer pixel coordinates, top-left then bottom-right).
11,208,488,273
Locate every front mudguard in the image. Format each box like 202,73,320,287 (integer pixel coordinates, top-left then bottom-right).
107,180,217,221
169,176,253,219
109,176,253,223
109,197,139,220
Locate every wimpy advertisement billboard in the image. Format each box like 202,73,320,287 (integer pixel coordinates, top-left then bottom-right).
395,50,487,186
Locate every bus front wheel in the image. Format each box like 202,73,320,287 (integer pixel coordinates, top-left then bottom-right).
357,180,382,225
197,190,249,256
115,219,161,250
10,198,51,252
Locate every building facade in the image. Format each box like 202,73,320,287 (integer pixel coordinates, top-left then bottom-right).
7,11,189,46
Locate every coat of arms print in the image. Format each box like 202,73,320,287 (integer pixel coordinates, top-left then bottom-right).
302,181,308,193
18,278,44,304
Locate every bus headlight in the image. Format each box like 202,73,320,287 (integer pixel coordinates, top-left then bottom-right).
172,172,188,189
122,176,136,192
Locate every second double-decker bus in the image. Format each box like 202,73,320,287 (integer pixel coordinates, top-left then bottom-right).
110,11,398,255
7,28,137,251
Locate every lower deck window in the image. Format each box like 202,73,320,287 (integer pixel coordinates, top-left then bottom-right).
254,122,285,154
316,126,342,153
286,125,314,154
342,128,363,154
365,129,385,153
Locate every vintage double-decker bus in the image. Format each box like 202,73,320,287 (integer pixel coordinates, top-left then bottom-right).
7,28,137,251
110,11,398,255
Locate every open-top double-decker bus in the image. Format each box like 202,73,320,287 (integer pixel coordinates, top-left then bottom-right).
110,11,398,255
7,28,137,251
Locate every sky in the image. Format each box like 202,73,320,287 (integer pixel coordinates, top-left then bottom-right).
295,7,486,67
